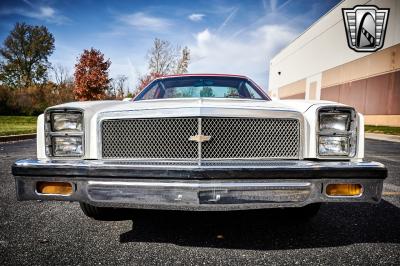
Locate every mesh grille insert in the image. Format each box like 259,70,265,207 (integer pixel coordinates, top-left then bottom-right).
102,118,198,159
202,118,300,159
101,117,300,159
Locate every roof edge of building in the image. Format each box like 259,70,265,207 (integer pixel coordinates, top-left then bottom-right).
270,0,346,63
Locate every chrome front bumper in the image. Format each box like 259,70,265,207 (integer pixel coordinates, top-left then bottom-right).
12,160,387,211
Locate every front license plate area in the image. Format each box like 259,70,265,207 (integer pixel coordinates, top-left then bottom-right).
87,183,311,206
198,189,307,204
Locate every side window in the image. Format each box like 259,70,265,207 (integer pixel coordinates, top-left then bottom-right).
245,82,263,99
223,87,240,98
141,82,160,100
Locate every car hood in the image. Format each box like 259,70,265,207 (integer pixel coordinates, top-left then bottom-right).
49,98,342,115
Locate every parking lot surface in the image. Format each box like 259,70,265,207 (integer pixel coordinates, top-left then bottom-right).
0,139,399,265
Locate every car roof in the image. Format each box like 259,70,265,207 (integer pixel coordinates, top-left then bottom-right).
154,73,249,80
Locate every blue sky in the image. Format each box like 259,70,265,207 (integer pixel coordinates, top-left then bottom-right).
0,0,340,90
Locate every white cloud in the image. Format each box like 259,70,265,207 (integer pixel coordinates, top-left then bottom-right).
188,25,299,90
39,6,55,18
0,4,69,24
188,13,205,22
196,28,211,43
119,12,172,31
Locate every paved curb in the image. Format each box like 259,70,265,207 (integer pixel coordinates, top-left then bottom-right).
0,133,36,143
365,133,400,143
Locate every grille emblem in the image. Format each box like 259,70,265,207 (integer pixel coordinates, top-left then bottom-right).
189,134,211,143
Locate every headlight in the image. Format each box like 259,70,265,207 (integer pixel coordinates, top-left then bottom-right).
51,113,82,131
52,136,83,156
319,113,350,132
317,107,357,158
45,109,84,157
318,136,349,156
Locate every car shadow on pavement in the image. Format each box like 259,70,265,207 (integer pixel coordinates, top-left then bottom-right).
119,200,400,250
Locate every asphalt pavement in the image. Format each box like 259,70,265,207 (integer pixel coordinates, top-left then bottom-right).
0,139,399,265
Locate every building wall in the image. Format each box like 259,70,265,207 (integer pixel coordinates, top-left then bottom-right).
268,0,400,126
321,65,400,115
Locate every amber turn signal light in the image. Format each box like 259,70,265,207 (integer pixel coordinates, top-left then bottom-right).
326,184,362,196
36,182,73,195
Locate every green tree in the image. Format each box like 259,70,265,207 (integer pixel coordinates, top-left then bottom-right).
0,23,55,89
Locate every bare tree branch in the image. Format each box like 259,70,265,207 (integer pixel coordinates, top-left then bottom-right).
52,63,70,85
146,38,190,76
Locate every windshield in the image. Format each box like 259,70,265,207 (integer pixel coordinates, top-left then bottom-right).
134,76,267,101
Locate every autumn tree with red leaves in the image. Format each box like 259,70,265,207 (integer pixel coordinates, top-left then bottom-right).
74,48,111,100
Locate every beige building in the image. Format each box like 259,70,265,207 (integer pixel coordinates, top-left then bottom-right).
268,0,400,126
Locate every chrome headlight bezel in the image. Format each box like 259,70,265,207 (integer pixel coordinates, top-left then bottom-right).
317,107,357,159
44,108,84,158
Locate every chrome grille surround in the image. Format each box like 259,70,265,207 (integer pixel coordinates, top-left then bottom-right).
101,117,301,160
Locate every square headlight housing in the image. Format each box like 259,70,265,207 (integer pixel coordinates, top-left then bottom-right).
317,107,357,158
45,109,84,157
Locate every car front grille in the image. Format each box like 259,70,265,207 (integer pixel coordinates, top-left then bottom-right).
101,117,301,160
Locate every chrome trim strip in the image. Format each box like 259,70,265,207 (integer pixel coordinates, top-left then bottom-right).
13,158,386,168
13,158,386,170
197,117,202,165
87,180,311,188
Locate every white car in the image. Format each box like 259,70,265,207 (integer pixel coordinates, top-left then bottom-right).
12,74,387,220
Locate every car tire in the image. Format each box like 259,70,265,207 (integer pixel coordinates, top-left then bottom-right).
79,202,123,220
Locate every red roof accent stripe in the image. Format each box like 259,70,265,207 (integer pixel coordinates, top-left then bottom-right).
156,73,248,79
